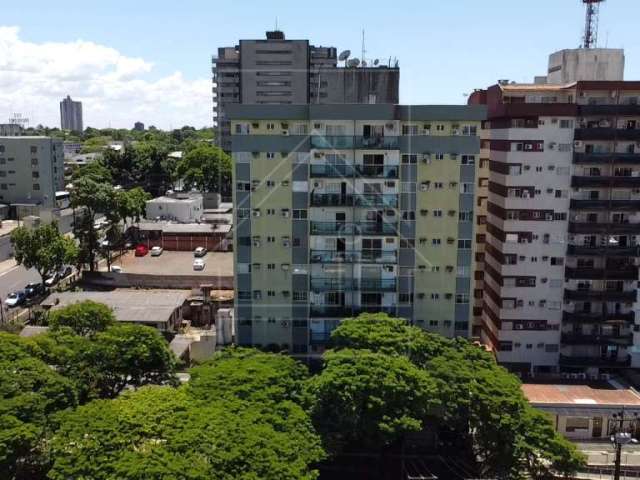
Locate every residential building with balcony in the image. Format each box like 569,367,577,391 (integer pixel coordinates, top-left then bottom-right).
212,31,399,151
470,79,640,375
60,95,83,133
228,103,484,354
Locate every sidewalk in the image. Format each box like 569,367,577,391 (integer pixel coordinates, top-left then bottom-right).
0,258,17,276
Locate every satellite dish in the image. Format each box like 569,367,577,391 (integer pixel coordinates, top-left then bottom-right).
348,57,360,67
373,59,379,66
338,50,351,61
361,60,367,67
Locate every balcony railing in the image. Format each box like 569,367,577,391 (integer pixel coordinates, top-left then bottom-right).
309,164,399,179
559,354,631,368
571,176,640,188
562,310,635,323
309,304,396,317
574,128,640,141
567,245,640,256
310,193,398,208
309,249,398,264
574,153,640,164
561,332,633,346
310,221,397,235
578,104,640,116
564,289,637,302
565,266,638,280
310,136,399,150
568,222,640,234
310,277,397,292
570,199,640,210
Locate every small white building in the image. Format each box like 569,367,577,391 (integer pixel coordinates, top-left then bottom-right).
146,194,203,223
523,383,640,441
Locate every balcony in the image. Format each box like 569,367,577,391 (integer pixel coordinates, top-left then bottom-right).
310,193,398,208
567,245,640,256
561,332,633,346
559,354,631,368
578,104,640,116
571,176,640,188
310,331,333,345
309,278,397,292
564,289,637,302
310,136,399,150
310,304,396,318
309,249,398,264
574,128,640,141
570,199,640,210
562,310,635,323
310,221,397,235
574,153,640,165
568,222,640,234
565,266,638,280
309,164,399,179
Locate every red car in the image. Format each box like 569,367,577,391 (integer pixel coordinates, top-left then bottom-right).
134,244,149,256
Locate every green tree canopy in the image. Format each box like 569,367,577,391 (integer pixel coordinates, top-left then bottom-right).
48,300,115,336
306,348,439,454
10,223,78,287
48,386,324,480
188,348,309,405
174,144,231,193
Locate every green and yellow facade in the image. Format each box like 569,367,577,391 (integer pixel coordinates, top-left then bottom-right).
229,104,485,354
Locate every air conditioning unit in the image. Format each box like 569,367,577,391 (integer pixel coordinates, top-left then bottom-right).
452,129,461,136
282,130,289,136
423,128,431,136
574,141,583,148
385,122,395,130
281,264,290,271
313,181,323,188
252,210,261,217
281,321,289,328
314,152,324,158
548,142,557,150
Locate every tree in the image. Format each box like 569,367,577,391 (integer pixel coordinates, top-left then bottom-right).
0,334,77,479
10,223,78,287
188,348,309,405
48,386,324,480
48,300,115,336
71,160,112,184
175,144,231,194
84,324,178,398
306,348,439,454
327,314,585,479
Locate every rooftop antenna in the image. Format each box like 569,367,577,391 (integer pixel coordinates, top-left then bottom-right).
275,17,278,30
361,29,366,66
582,0,604,48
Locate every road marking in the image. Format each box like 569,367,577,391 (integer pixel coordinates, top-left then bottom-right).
0,264,20,278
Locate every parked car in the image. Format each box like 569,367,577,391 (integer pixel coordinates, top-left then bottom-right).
135,244,149,256
59,265,73,278
193,258,206,271
44,272,59,287
24,282,44,298
110,265,123,273
150,246,164,257
193,246,207,257
4,291,26,308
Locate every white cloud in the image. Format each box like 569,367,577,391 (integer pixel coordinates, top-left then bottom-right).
0,26,211,129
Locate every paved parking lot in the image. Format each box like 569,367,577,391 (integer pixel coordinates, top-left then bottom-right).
108,251,233,276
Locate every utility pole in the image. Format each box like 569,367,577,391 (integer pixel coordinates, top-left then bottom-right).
610,408,639,480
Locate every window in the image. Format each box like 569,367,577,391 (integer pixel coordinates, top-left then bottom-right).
402,125,419,135
266,152,275,159
30,146,37,154
436,124,445,131
431,238,441,245
460,183,474,194
32,172,39,178
461,155,475,165
433,209,443,217
458,239,472,249
455,294,469,304
33,183,40,191
402,211,415,221
434,153,444,160
401,154,417,164
31,158,38,166
559,119,574,129
459,211,472,222
293,291,307,302
565,418,589,432
267,263,276,270
292,209,307,219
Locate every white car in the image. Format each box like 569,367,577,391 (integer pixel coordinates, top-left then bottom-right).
110,265,123,273
4,291,26,308
194,247,207,257
150,246,164,257
193,258,206,271
44,272,59,287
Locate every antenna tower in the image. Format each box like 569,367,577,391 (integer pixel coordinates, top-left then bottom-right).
582,0,604,49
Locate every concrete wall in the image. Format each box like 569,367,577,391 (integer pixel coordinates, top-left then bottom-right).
321,68,400,104
0,233,12,262
547,48,625,84
82,271,234,290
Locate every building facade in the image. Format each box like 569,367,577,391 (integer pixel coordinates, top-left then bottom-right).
60,95,83,132
212,31,399,151
228,104,484,354
471,80,640,375
0,136,64,208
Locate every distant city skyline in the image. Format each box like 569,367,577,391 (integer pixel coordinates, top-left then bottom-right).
0,0,638,129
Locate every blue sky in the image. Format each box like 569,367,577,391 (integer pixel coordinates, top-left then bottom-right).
1,0,638,128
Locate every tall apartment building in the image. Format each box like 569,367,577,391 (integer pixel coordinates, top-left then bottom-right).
0,137,65,208
60,95,83,132
228,104,484,354
470,80,640,375
212,31,400,151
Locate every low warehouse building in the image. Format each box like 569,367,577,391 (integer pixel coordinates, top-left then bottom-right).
128,222,231,252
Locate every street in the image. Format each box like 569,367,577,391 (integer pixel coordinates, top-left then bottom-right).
0,262,41,320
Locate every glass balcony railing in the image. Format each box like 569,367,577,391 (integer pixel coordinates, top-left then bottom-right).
310,221,397,235
310,193,398,208
309,164,399,178
310,277,397,291
311,136,399,150
309,304,396,317
309,249,398,263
